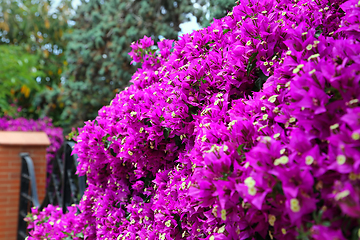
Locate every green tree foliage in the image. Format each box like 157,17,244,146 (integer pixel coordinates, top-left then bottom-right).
0,45,44,117
61,0,204,133
195,0,237,27
0,0,73,121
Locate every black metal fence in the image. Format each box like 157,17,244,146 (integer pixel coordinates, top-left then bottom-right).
17,141,86,239
17,153,40,240
40,141,86,212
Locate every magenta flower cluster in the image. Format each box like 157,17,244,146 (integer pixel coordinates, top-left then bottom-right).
25,205,83,239
0,117,63,173
28,0,360,239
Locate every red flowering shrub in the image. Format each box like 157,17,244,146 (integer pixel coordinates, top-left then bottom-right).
28,0,360,239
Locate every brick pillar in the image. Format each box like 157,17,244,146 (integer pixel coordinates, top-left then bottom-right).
0,131,49,240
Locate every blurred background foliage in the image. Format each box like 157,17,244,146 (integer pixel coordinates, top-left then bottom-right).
60,0,208,133
0,0,236,134
0,0,72,120
0,45,44,117
199,0,237,27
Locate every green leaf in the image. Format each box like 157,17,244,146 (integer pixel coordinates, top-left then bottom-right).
315,25,323,38
254,35,262,40
163,127,171,140
252,70,269,92
144,118,152,127
246,52,258,76
102,134,111,148
204,40,215,50
351,227,360,240
109,148,116,157
244,15,251,20
326,87,343,102
305,222,313,229
76,232,84,238
174,135,183,148
322,221,331,227
220,172,230,181
223,29,230,34
188,104,199,115
273,181,284,195
248,52,258,63
237,144,245,155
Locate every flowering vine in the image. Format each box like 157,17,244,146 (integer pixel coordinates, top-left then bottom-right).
28,0,360,239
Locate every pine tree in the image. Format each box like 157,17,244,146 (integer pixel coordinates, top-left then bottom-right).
198,0,237,27
61,0,204,132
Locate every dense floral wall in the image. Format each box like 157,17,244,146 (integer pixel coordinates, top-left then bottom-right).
27,0,360,239
0,117,63,173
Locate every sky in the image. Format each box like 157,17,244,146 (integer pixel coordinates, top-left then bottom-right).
51,0,201,35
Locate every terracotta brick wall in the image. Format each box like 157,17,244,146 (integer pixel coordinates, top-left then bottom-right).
0,132,49,240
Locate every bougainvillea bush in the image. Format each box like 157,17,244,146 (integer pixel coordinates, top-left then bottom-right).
27,0,360,239
0,117,63,173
